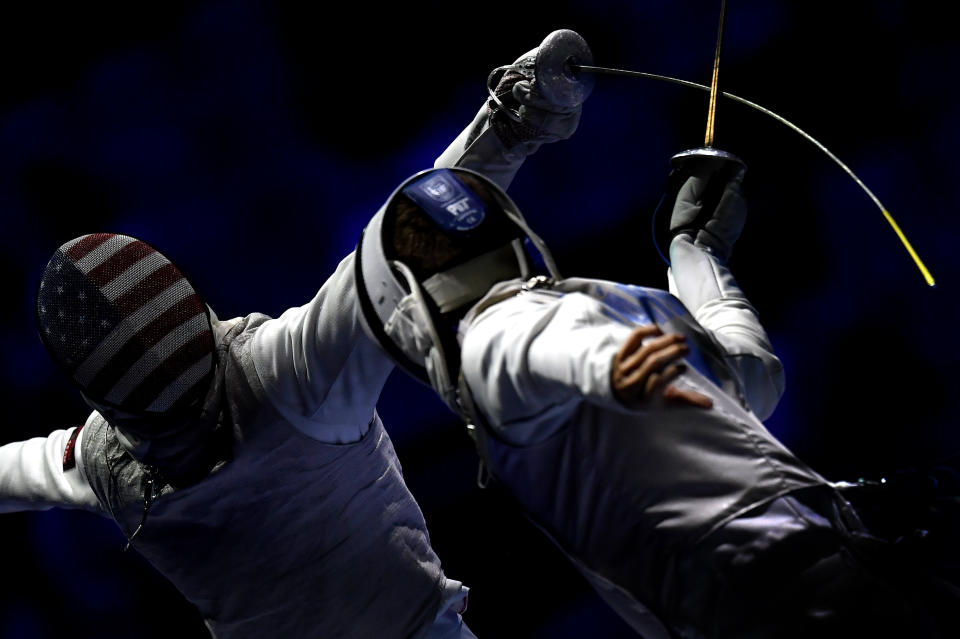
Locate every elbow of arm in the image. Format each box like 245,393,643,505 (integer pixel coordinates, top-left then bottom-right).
732,352,785,420
695,302,785,419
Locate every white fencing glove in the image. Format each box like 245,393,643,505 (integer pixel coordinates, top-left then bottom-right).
668,151,747,263
487,48,583,156
435,31,591,190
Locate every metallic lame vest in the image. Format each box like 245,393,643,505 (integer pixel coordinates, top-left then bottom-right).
82,314,444,639
468,279,828,632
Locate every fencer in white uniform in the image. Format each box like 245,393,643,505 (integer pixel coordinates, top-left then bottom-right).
356,156,953,638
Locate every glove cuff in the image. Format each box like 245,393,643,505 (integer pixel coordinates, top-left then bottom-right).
487,69,541,150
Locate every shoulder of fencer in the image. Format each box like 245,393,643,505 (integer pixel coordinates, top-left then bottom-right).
457,276,626,343
77,409,117,462
459,277,529,330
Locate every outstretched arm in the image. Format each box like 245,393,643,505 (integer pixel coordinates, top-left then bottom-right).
254,40,587,444
667,153,785,420
0,420,102,514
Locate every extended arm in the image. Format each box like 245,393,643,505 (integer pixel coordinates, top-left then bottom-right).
253,41,587,444
667,154,785,419
0,422,101,513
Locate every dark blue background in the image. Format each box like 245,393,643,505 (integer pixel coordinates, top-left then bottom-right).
2,1,958,637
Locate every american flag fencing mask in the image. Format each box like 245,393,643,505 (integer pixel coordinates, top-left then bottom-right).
36,233,215,418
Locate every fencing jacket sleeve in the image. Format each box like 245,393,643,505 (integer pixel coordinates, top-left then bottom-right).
0,414,102,513
434,104,527,191
667,235,785,420
250,252,395,444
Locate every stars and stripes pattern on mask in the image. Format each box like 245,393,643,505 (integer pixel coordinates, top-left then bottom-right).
36,233,214,415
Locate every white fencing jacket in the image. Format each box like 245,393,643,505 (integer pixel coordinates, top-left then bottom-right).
456,235,826,637
1,253,469,639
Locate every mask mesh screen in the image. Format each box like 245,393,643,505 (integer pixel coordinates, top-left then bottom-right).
37,233,213,414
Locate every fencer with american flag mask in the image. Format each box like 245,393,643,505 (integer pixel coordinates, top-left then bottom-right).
36,233,218,483
8,229,480,639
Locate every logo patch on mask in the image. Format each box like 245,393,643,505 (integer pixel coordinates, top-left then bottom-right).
403,170,487,232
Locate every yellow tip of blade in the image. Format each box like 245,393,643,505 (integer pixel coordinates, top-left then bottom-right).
881,209,935,287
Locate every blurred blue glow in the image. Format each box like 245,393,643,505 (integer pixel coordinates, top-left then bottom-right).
2,1,959,637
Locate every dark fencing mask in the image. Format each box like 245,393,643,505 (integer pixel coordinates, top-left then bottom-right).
36,233,215,418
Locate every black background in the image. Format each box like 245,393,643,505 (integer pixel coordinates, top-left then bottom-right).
1,1,958,637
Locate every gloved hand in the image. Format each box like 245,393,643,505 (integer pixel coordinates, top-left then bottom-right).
487,48,583,155
668,150,748,262
435,33,590,190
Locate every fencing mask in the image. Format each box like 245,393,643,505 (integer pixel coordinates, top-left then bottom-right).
36,233,215,421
